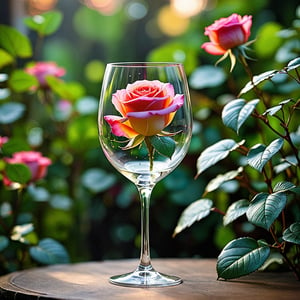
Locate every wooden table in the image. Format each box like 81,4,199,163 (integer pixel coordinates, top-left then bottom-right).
0,259,299,299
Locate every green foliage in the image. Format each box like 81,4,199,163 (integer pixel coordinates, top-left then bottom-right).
24,11,63,36
0,25,32,58
283,223,300,244
254,22,283,58
217,237,270,279
189,66,226,89
196,139,244,177
9,70,38,92
5,163,31,184
149,136,176,159
175,10,300,280
173,199,213,237
222,99,259,133
147,42,198,76
29,238,69,265
0,102,26,124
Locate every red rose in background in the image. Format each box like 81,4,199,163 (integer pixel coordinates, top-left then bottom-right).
4,151,52,186
201,13,252,55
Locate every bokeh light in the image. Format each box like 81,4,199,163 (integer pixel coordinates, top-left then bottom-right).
171,0,208,17
27,0,58,15
83,0,122,15
125,0,148,20
157,5,190,36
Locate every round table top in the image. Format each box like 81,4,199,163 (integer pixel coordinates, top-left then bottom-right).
0,258,299,299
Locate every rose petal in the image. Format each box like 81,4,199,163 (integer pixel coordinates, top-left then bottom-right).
104,115,139,138
201,42,227,55
126,94,184,118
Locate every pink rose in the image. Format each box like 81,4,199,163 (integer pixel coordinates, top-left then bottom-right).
4,151,52,186
25,62,65,88
201,13,252,55
0,136,9,148
104,80,184,137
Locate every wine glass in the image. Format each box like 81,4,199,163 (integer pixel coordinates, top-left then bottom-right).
98,62,192,287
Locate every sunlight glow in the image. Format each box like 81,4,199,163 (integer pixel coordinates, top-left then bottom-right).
171,0,208,17
157,5,190,36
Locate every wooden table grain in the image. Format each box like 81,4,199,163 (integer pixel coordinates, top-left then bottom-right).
0,259,299,299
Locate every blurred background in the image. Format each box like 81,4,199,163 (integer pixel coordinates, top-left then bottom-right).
0,0,299,271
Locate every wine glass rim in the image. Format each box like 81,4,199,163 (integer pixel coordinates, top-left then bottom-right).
107,62,183,67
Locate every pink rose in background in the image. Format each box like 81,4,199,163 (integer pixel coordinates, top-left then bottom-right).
0,136,9,148
104,80,184,137
4,151,52,186
201,13,252,55
25,62,65,88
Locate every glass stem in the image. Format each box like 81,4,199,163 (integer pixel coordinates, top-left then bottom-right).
137,184,154,268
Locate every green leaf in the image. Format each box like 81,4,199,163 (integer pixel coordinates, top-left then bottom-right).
81,168,116,193
205,167,243,194
283,222,300,245
247,138,284,172
150,135,176,158
29,238,69,265
0,236,9,251
147,41,198,75
239,70,277,95
67,115,99,152
254,22,282,58
286,57,300,71
1,138,30,155
173,199,213,237
263,99,292,116
9,70,38,92
196,139,244,177
5,163,31,184
0,25,32,58
246,192,287,230
27,185,50,202
24,11,63,36
273,181,296,193
50,194,72,210
0,49,14,68
223,199,249,226
222,99,259,133
189,65,226,89
0,102,26,124
46,76,85,101
217,237,270,279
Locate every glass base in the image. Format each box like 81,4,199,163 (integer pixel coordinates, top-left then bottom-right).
109,264,182,287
